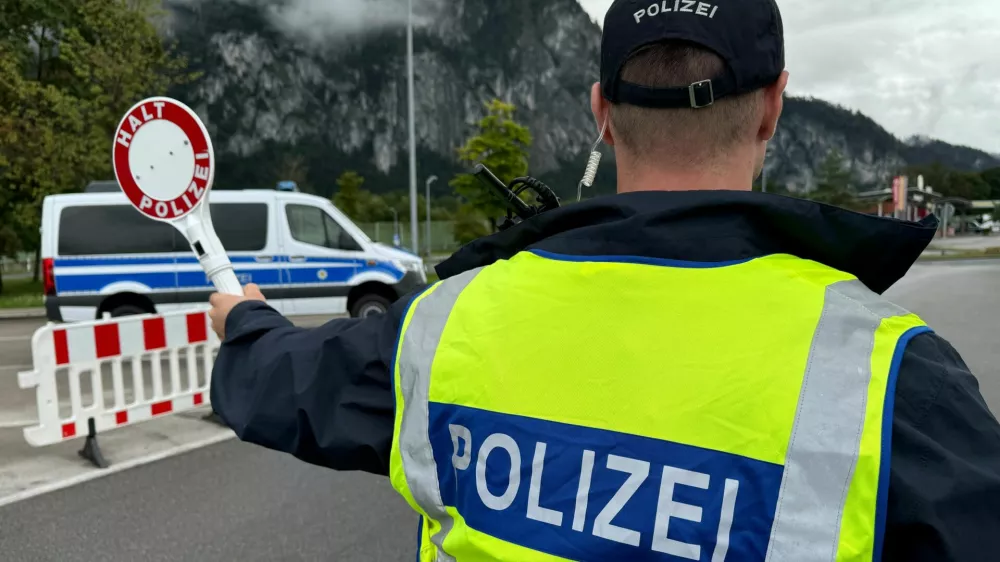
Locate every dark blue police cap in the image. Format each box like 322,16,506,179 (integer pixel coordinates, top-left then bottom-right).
601,0,785,109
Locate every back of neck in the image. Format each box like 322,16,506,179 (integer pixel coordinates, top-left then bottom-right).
615,151,757,194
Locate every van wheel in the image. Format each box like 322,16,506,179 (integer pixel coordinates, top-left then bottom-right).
97,293,155,320
350,294,392,318
108,304,147,318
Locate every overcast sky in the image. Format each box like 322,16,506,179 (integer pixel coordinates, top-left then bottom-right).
579,0,1000,154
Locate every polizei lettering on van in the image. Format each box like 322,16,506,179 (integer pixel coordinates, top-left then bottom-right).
634,1,719,24
427,404,782,561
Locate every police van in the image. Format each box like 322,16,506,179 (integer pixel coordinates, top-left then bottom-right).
40,181,427,323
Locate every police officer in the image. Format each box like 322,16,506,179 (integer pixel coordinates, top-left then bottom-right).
208,0,1000,560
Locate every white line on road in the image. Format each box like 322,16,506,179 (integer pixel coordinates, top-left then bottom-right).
0,364,31,373
0,336,30,343
0,420,34,429
0,431,236,509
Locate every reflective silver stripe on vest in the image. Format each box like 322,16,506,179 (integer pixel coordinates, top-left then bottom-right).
766,279,911,562
397,268,484,562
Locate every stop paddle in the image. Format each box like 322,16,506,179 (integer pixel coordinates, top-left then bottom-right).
112,97,243,296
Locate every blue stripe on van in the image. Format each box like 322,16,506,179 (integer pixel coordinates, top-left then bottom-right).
52,256,405,294
54,256,260,267
57,271,179,293
53,256,392,267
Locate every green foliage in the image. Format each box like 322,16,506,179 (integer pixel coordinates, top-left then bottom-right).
815,150,853,192
332,170,454,224
0,0,195,291
333,170,371,220
903,163,993,201
453,204,491,246
946,173,991,201
804,150,863,209
0,277,43,309
450,99,533,225
981,168,1000,200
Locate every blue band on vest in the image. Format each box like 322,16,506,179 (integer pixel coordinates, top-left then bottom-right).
529,249,753,269
873,325,933,561
428,403,783,561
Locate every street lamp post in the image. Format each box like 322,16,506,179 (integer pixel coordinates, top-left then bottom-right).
425,175,438,257
762,145,774,193
407,0,419,255
390,207,401,247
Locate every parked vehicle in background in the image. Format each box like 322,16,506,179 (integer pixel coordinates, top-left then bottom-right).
40,182,427,323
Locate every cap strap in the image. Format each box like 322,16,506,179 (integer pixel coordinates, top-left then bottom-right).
613,73,736,109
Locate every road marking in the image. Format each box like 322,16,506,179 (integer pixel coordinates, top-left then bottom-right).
0,336,31,343
0,431,236,509
0,420,34,429
0,364,31,373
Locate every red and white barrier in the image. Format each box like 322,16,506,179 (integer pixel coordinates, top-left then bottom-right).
18,308,219,452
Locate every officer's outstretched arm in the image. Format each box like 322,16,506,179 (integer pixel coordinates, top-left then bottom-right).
884,332,1000,561
209,299,405,476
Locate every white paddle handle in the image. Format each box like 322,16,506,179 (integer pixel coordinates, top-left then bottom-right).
209,263,245,296
182,217,245,297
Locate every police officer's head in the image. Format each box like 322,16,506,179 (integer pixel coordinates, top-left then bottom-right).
591,0,788,190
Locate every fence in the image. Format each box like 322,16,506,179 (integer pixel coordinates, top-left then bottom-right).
356,221,457,255
17,308,219,467
0,253,34,274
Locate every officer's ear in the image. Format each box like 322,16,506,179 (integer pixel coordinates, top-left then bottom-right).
590,82,616,147
758,70,789,142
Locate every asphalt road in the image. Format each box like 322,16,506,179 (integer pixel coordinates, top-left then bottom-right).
0,441,416,562
0,260,997,562
885,259,1000,411
0,317,39,371
0,318,42,426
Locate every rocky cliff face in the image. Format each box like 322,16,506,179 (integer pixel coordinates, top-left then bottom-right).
163,0,998,198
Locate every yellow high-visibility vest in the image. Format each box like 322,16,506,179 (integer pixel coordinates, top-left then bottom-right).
389,250,930,562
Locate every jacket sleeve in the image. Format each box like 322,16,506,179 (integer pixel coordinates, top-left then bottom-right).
208,297,411,477
884,331,1000,562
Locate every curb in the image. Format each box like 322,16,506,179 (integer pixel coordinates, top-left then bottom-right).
0,308,47,320
917,254,1000,263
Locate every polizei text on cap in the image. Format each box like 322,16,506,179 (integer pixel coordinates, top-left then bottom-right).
634,0,718,24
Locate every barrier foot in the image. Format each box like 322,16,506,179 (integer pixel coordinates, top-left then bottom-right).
202,410,227,427
78,418,109,469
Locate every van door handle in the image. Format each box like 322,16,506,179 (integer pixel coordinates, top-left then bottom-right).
255,256,274,263
289,256,306,263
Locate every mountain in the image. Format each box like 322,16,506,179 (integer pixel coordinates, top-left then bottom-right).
162,0,999,199
903,136,1000,172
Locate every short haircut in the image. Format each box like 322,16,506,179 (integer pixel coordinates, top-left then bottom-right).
610,41,765,164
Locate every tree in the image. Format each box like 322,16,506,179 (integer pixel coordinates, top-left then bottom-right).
449,99,533,230
0,37,90,289
453,204,491,246
947,172,990,201
333,170,369,220
815,149,853,192
981,168,1000,200
0,0,196,291
807,150,861,209
903,163,992,201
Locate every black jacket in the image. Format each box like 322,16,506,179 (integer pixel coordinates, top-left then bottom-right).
211,190,1000,561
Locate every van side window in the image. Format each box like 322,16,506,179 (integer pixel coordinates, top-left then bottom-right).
59,203,268,256
286,204,363,252
59,205,178,255
209,203,268,252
